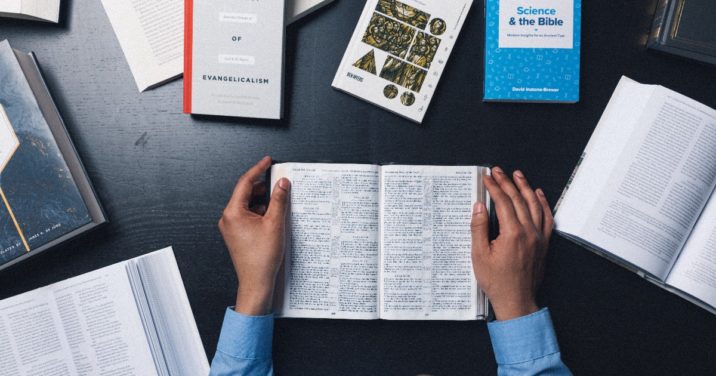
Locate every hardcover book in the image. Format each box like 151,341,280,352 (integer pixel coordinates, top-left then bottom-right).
184,0,286,119
332,0,474,124
270,163,490,320
0,247,209,375
483,0,581,102
555,77,716,315
648,0,716,66
0,40,106,271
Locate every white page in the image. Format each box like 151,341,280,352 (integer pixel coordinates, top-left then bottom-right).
667,193,716,310
100,0,184,92
556,78,716,279
0,262,158,376
379,165,481,320
0,0,60,23
272,163,381,320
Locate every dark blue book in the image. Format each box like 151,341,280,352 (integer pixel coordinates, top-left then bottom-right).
0,40,106,270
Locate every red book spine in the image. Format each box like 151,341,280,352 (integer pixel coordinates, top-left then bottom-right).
183,0,193,113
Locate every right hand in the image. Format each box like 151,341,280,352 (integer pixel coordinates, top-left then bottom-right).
219,156,291,316
470,167,554,321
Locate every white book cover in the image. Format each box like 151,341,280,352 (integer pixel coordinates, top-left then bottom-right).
100,0,331,92
0,0,60,23
332,0,473,124
185,0,286,119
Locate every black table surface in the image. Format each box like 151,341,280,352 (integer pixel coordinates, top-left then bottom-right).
2,1,716,375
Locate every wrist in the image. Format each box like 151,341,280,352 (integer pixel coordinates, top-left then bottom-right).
491,299,539,321
235,285,275,316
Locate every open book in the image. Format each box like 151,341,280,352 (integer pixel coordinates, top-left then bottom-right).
0,247,209,375
0,0,60,23
555,76,716,315
270,163,490,320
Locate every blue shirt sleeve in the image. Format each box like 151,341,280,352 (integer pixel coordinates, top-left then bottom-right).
209,308,275,376
487,308,572,376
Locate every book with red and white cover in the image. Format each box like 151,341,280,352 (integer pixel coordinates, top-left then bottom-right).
184,0,286,119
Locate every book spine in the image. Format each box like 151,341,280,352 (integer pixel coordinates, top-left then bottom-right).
647,0,670,48
183,0,194,113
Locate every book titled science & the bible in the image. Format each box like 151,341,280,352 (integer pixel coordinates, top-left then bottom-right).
484,0,581,102
0,40,106,271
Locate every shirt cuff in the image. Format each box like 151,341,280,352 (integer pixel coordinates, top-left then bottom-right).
216,307,274,360
487,308,560,365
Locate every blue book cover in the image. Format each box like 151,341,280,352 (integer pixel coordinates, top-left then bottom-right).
484,0,581,102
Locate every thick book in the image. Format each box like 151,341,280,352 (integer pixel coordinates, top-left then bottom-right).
483,0,581,102
0,40,106,271
647,0,716,66
100,0,329,92
184,0,286,119
332,0,474,124
0,247,209,375
0,0,60,23
270,163,490,320
555,76,716,315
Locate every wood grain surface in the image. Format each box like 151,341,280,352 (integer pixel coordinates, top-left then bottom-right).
1,0,715,374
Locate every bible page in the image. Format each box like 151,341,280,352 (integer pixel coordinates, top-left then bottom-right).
666,189,716,311
100,0,183,92
271,163,381,320
556,77,716,279
0,262,158,376
379,165,485,320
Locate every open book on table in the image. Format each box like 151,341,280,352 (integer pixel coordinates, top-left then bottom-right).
0,247,209,375
555,76,716,315
270,163,491,321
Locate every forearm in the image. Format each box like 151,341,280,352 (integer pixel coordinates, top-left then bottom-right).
488,308,572,376
209,308,275,376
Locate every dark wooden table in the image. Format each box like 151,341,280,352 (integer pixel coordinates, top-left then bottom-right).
2,1,716,375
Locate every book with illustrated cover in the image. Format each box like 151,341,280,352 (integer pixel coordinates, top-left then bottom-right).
184,0,286,119
0,247,209,375
270,163,490,320
0,40,106,271
555,77,716,315
483,0,581,102
332,0,474,124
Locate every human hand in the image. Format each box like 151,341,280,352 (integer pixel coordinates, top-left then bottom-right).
219,156,291,316
470,167,553,321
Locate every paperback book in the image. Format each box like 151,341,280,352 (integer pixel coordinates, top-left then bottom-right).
332,0,474,124
555,76,716,315
0,40,106,271
0,0,60,23
184,0,286,119
483,0,581,102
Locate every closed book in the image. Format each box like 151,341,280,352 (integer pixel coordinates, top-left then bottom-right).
184,0,286,119
332,0,474,124
483,0,581,102
647,0,716,66
0,40,106,271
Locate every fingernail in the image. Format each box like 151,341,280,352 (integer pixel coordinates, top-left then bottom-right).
493,166,503,175
514,170,525,179
279,178,290,190
474,202,485,214
536,189,545,197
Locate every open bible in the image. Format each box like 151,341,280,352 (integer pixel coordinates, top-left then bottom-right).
555,76,716,315
270,163,490,321
0,248,209,375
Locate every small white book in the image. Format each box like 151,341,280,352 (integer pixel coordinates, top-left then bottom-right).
100,0,333,92
0,247,209,375
332,0,474,124
555,76,716,315
0,0,60,23
270,163,490,320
